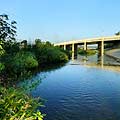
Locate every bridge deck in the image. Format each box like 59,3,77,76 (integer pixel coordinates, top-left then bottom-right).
54,35,120,46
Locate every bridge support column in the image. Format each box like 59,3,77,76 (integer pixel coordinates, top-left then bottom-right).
84,41,87,50
72,44,75,60
64,45,66,50
101,40,104,57
98,39,104,66
74,44,77,58
98,39,104,57
72,44,77,60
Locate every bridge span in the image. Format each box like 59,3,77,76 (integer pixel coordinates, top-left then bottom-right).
54,35,120,59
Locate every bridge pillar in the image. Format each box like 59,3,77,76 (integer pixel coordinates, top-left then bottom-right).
74,44,78,58
64,45,66,50
84,41,87,50
72,44,77,60
72,44,75,60
101,40,104,57
72,44,74,53
98,39,104,57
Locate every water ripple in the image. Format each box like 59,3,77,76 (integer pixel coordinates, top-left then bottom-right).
31,65,120,120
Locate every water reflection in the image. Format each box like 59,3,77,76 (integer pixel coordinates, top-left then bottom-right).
31,63,120,120
97,56,104,68
71,53,120,72
72,52,74,61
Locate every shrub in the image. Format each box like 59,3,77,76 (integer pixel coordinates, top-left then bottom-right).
78,48,96,56
0,86,44,120
1,51,38,81
24,54,38,69
32,39,68,65
86,49,97,56
58,51,68,62
0,62,5,72
10,51,38,73
34,45,68,64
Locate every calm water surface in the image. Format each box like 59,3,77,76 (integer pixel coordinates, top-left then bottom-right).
31,62,120,120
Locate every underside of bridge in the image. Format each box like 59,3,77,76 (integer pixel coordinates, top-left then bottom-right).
59,41,104,59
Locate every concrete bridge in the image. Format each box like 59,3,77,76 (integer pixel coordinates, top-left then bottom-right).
54,35,120,59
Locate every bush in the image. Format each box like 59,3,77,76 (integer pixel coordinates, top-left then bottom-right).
1,51,38,81
0,86,44,120
10,51,38,73
31,39,68,65
33,43,68,64
0,62,5,72
78,49,96,56
45,47,68,63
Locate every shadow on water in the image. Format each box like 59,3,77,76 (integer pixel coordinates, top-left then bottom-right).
36,63,67,72
18,63,66,93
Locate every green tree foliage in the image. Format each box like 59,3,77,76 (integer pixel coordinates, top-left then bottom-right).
0,41,5,73
3,51,38,80
0,14,16,42
0,14,69,120
0,41,5,56
78,48,97,56
115,31,120,36
33,39,68,64
12,51,38,69
0,14,18,55
0,86,44,120
4,41,20,55
0,14,46,120
0,62,5,72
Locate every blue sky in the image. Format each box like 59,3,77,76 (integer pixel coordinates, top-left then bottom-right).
1,0,120,43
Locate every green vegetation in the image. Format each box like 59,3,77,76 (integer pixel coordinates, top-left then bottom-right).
8,51,38,74
115,31,120,35
0,14,68,120
32,39,68,64
0,86,44,120
78,48,97,56
0,62,5,72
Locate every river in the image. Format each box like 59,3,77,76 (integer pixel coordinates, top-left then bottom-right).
30,54,120,120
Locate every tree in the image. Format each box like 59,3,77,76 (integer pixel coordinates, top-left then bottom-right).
0,41,5,56
0,14,18,54
45,41,52,47
0,41,5,72
115,31,120,35
0,14,17,42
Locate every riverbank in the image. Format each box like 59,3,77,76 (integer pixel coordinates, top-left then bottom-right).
105,49,120,61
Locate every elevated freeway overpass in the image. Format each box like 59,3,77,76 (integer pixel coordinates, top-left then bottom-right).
54,35,120,59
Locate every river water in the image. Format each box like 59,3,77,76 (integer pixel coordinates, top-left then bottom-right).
31,55,120,120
